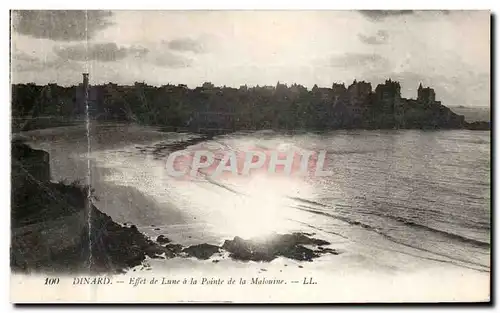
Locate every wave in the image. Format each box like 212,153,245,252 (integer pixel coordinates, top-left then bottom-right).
393,218,489,248
288,217,489,273
201,174,243,196
293,206,490,272
357,210,491,248
288,197,328,208
297,201,489,250
324,148,387,155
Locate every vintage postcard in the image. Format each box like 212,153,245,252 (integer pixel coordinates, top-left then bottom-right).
10,10,490,303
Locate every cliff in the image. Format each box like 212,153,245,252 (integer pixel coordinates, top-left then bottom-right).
11,79,489,132
10,141,169,273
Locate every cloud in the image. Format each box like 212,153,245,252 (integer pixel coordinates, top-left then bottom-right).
12,52,82,72
150,51,192,68
359,10,414,21
358,30,389,45
11,51,38,63
164,38,205,53
12,10,113,41
358,10,454,22
330,53,391,73
53,43,149,62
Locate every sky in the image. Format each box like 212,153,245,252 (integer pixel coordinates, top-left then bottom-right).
10,10,490,106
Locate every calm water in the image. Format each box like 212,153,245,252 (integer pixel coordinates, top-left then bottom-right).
20,123,491,273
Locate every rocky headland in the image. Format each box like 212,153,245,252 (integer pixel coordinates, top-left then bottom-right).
12,79,490,133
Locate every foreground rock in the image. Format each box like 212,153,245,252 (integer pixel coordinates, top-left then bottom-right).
221,233,336,262
156,235,171,244
86,210,181,272
183,243,220,260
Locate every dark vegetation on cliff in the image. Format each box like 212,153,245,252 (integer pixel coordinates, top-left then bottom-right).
11,141,338,274
11,79,489,132
11,140,168,273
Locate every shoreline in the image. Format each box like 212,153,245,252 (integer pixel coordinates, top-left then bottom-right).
11,117,491,135
11,140,344,275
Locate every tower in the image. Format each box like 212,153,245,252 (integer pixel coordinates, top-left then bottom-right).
417,83,436,104
76,73,90,115
83,73,89,92
82,73,89,112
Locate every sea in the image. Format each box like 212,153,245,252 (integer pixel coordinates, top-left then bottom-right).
18,122,491,298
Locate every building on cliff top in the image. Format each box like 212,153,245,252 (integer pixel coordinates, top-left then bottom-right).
417,83,436,104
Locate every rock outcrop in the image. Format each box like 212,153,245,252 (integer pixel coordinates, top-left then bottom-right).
183,243,220,260
221,233,336,262
465,121,490,130
156,235,171,244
